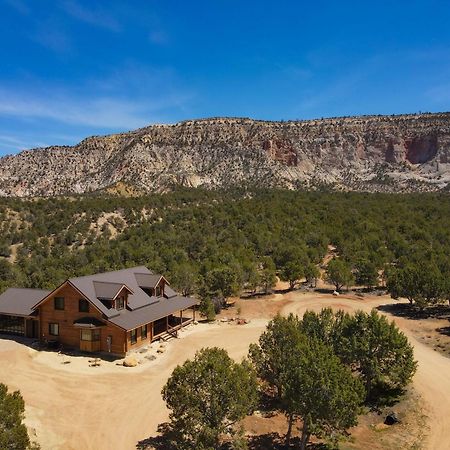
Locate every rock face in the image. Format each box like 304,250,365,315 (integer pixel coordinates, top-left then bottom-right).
1,113,450,196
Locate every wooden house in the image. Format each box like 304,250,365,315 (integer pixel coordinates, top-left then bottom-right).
0,266,197,356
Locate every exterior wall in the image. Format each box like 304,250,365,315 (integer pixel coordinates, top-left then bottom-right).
156,278,166,297
113,286,129,310
38,283,127,355
126,322,153,352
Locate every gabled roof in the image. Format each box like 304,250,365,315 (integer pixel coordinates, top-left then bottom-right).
0,266,198,331
93,281,132,300
134,273,166,289
0,288,50,316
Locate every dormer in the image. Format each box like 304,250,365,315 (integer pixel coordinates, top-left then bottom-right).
93,281,133,310
135,273,168,298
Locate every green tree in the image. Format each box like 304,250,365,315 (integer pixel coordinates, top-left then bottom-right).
162,347,258,450
171,262,198,297
249,315,364,448
199,298,216,321
344,310,417,397
259,257,277,294
304,263,320,288
275,247,308,290
279,261,304,290
324,259,354,292
203,266,240,301
248,314,303,400
355,259,379,289
299,308,417,400
0,383,39,450
387,262,445,308
283,339,364,450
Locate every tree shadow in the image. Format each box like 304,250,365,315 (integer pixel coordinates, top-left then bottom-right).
376,302,450,321
136,423,180,450
436,326,450,336
247,432,284,449
366,385,406,409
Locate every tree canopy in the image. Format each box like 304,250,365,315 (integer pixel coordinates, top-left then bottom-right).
0,383,39,450
162,347,258,449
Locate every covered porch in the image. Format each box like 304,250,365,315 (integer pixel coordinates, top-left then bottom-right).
152,307,196,340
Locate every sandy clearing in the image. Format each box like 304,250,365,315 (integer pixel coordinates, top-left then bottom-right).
0,320,267,450
1,292,450,450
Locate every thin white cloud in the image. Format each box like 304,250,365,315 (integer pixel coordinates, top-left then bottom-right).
0,134,49,153
60,0,121,32
0,92,159,129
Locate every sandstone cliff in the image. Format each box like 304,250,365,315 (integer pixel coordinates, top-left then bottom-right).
1,113,450,196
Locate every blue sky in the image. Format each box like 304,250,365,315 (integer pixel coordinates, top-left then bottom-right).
1,0,450,155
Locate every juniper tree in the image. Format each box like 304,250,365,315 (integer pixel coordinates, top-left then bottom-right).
162,347,258,450
0,383,39,450
324,259,354,292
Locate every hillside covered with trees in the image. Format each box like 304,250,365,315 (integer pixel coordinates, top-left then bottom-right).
0,189,449,309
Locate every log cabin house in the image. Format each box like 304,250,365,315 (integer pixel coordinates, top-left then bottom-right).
0,266,197,356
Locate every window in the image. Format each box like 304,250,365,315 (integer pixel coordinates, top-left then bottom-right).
116,297,125,310
80,329,100,341
49,323,59,336
130,329,137,344
54,297,65,310
155,286,161,297
141,324,148,339
79,299,89,313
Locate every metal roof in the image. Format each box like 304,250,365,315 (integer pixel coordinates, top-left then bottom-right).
134,273,163,289
93,281,125,300
0,266,198,331
69,266,198,329
0,288,50,316
109,295,198,330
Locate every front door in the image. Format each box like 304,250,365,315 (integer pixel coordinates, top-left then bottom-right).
32,320,39,338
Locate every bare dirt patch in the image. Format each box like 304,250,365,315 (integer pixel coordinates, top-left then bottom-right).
377,303,450,359
0,291,449,450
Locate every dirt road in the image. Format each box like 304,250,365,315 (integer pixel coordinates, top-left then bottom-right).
0,293,449,449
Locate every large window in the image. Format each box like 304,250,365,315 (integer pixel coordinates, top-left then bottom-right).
141,324,148,339
130,329,137,344
49,323,59,336
80,329,100,341
54,297,65,310
0,315,24,335
79,299,89,313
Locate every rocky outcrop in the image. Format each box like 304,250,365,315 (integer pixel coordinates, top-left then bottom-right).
0,113,449,196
